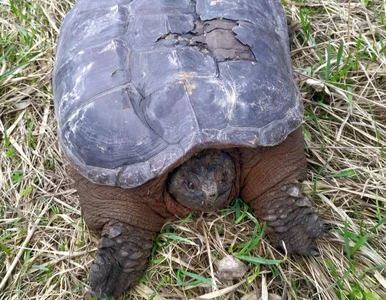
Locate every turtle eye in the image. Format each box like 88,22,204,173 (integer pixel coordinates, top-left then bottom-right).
185,180,195,191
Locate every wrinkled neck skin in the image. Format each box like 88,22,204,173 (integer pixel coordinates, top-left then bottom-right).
164,149,242,217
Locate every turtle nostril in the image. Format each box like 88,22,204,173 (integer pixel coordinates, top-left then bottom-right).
207,193,218,201
202,184,218,202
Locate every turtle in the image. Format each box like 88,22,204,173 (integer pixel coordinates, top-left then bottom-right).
53,0,324,298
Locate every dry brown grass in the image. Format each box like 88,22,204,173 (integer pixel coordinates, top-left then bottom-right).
1,0,385,299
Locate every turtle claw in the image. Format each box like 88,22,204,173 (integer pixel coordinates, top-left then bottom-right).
309,248,320,257
323,222,333,232
88,222,156,299
269,209,324,257
262,184,325,256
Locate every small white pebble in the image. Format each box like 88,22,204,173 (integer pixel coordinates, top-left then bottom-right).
217,255,247,281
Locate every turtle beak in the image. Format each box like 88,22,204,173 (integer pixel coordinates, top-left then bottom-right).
201,181,218,205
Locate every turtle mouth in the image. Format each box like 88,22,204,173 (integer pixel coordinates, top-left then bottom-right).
200,181,219,206
200,199,217,211
197,190,232,212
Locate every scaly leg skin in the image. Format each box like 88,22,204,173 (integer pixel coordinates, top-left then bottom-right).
241,128,324,256
257,183,324,255
70,172,168,298
89,221,157,299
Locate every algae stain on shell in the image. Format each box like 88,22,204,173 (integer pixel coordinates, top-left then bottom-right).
183,79,196,95
174,72,197,95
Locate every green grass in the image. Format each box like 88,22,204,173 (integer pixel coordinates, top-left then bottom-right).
1,0,386,299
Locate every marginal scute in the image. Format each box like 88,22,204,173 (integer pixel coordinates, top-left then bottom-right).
60,86,168,170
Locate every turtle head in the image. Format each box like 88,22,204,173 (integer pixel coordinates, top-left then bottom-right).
167,150,236,211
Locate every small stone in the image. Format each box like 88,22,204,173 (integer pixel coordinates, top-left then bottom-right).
217,255,248,281
287,186,301,198
280,185,287,192
279,214,288,219
120,250,129,257
109,225,122,238
241,290,282,300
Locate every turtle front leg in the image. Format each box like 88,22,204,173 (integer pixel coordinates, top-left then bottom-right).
241,128,324,255
71,172,169,298
89,221,156,298
252,182,323,255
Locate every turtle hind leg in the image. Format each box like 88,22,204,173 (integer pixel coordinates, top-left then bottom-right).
89,221,156,299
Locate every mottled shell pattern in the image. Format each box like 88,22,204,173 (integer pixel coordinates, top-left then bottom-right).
53,0,303,188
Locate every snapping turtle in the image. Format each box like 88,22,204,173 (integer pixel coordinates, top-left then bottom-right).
53,0,324,297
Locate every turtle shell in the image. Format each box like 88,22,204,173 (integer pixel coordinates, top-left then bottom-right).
53,0,303,188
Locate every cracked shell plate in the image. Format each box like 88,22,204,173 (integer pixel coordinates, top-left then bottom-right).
53,0,303,188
